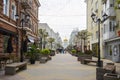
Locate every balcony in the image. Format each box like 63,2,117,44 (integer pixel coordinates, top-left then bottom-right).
21,0,31,9
106,7,116,18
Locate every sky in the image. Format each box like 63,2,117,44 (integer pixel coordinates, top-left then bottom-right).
39,0,86,41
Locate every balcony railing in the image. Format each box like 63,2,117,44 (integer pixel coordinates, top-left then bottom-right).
21,0,31,9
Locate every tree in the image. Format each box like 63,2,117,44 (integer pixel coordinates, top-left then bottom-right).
115,0,120,9
48,37,55,49
38,29,49,49
76,30,91,52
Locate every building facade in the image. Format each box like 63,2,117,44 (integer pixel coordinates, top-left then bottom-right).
86,0,120,62
86,0,104,57
102,0,120,62
0,0,40,58
39,23,62,50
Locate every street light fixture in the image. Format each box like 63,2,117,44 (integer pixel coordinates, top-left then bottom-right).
15,14,30,62
91,12,109,67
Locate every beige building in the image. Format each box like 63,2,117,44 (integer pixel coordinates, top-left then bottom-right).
85,0,103,57
86,0,120,62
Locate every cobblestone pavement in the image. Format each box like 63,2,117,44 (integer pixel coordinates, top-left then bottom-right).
0,53,96,80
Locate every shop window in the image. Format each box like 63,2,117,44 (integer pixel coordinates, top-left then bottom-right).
3,35,9,53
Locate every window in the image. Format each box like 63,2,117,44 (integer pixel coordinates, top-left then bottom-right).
3,0,9,16
109,22,112,31
110,0,114,7
91,0,93,4
95,1,98,12
11,3,16,20
103,24,106,33
96,31,98,39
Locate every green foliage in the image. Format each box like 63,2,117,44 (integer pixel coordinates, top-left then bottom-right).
27,44,38,59
40,49,50,56
71,49,76,54
116,0,120,4
48,37,55,43
115,0,120,9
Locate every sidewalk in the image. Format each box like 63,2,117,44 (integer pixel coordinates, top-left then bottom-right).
93,57,120,74
0,53,119,80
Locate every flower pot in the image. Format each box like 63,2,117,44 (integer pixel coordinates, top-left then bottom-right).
30,58,35,64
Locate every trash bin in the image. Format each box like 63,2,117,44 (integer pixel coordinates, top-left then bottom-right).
104,73,120,80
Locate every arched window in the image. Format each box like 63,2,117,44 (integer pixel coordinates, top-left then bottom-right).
3,0,9,16
11,3,16,20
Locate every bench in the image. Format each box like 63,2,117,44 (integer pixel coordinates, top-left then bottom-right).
5,62,27,75
78,55,92,61
81,59,103,67
83,59,97,64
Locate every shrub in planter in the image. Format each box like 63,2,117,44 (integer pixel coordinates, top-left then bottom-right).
40,49,51,63
71,49,76,56
40,49,50,56
27,45,38,64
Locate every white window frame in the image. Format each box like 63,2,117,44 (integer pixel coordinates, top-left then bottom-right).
11,3,16,20
3,0,9,16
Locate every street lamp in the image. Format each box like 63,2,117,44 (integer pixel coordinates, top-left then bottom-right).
91,12,108,67
15,14,30,62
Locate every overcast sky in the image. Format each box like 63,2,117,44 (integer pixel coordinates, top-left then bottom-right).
39,0,86,41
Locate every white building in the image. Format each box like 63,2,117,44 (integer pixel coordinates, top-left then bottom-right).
39,23,62,50
69,28,79,46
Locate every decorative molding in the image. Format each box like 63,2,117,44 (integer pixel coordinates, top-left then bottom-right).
0,17,17,28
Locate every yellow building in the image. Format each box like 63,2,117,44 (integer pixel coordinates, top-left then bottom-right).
85,0,103,57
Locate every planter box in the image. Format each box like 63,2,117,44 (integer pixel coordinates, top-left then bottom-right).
96,64,116,80
40,57,48,63
104,73,120,80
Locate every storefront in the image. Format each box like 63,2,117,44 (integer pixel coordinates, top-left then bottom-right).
104,37,120,62
0,27,18,54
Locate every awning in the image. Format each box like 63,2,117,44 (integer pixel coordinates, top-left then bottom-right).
28,36,34,43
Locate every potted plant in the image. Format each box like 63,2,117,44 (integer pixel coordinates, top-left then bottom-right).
71,49,77,56
40,49,50,63
27,45,38,64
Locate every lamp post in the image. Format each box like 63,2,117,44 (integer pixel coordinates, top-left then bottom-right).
15,14,30,62
91,12,108,67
